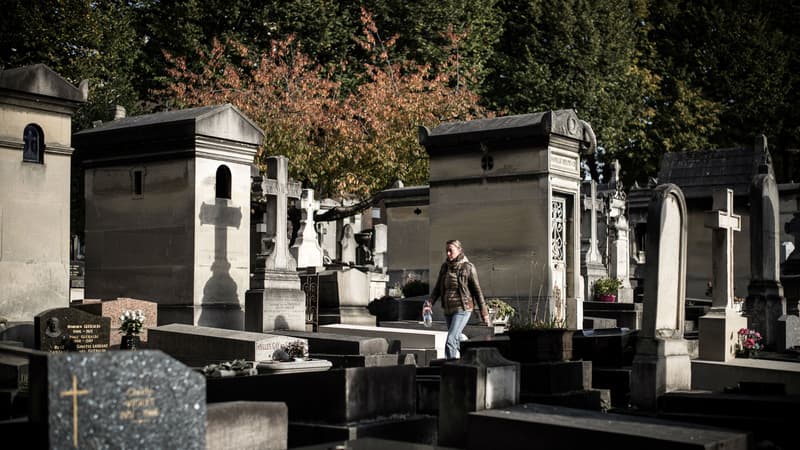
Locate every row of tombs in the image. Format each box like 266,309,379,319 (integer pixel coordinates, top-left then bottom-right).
1,64,799,448
0,292,795,449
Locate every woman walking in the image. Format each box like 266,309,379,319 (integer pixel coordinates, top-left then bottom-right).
424,239,489,359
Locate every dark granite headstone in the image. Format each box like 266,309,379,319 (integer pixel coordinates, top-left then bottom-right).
29,349,206,449
34,308,111,353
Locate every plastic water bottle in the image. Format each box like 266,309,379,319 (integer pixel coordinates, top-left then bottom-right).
422,301,433,328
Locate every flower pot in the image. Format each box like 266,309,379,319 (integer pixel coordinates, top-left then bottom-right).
597,294,616,303
120,334,140,350
507,328,574,362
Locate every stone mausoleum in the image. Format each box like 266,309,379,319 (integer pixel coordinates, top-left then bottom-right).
419,110,596,329
0,64,87,321
73,104,261,329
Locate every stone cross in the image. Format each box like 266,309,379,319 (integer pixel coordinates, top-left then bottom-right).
699,187,747,361
704,188,740,310
290,189,324,268
253,156,301,272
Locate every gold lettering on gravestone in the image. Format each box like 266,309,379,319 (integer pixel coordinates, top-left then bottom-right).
59,375,89,449
63,324,108,352
119,387,160,424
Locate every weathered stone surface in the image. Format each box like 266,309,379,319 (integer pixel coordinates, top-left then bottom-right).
631,184,691,410
439,348,519,448
29,349,206,449
207,365,416,423
271,330,388,355
148,323,306,365
206,402,287,450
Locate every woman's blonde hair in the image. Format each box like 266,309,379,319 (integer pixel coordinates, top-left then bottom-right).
445,239,462,250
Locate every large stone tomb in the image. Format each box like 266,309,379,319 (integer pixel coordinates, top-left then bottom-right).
148,323,306,366
206,364,435,447
420,110,596,329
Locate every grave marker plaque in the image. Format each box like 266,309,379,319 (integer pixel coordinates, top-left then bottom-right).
30,350,206,449
34,308,111,353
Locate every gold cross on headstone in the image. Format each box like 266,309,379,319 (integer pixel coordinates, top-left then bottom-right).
60,375,89,449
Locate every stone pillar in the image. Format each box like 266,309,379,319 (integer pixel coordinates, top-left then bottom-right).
745,140,788,350
699,188,747,361
245,156,307,332
581,180,608,301
438,348,520,448
630,184,691,410
606,161,633,303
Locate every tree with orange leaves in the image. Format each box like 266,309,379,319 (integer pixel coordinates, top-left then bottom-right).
160,8,487,200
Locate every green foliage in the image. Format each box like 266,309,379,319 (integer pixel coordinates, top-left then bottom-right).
402,280,430,298
487,298,516,321
593,277,623,296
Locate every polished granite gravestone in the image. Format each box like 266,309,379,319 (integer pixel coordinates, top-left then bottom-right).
28,349,205,449
34,307,111,353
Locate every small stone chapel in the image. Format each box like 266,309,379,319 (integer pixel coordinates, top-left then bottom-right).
419,110,596,328
73,104,262,330
0,64,87,321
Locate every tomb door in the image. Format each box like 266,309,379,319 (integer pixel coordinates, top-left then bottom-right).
551,196,568,323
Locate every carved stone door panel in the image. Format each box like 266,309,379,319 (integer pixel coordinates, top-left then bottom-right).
551,197,567,323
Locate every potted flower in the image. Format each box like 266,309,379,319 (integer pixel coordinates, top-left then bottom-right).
486,298,516,325
119,309,146,350
735,328,763,358
593,277,623,302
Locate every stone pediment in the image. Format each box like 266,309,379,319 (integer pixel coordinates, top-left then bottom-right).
0,64,87,103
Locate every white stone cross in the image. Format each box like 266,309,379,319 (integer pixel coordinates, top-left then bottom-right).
704,188,741,309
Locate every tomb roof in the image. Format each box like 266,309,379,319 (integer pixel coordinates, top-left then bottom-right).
0,64,87,103
73,103,263,165
658,147,764,199
419,109,594,153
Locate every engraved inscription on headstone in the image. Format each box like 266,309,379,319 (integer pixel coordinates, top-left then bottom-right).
34,308,111,353
31,350,206,449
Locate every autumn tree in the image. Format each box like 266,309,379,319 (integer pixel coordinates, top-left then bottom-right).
161,9,487,199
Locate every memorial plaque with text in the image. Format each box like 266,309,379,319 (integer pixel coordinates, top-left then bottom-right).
34,308,111,353
30,350,206,449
